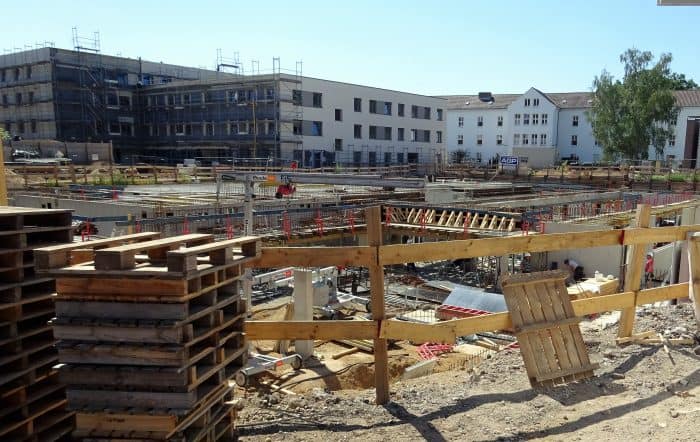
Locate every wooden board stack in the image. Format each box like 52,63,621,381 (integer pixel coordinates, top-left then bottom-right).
35,233,260,441
0,207,74,441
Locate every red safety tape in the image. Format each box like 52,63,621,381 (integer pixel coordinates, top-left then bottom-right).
347,210,356,234
283,211,291,240
385,207,393,227
226,215,234,239
183,215,190,235
316,209,324,236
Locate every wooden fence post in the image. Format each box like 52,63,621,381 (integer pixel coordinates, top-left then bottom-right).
687,233,700,329
617,204,651,339
367,206,389,405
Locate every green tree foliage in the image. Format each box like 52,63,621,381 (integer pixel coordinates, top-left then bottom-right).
669,73,699,90
588,49,682,161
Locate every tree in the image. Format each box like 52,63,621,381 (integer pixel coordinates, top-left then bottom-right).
670,72,699,90
587,49,681,161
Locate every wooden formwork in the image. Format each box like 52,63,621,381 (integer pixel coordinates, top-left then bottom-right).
36,233,260,441
0,207,75,442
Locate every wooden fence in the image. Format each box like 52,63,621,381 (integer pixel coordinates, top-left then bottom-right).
245,204,700,404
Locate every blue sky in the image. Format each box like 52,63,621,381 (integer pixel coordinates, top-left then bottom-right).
3,1,699,95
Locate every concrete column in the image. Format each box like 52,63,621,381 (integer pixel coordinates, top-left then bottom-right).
293,269,314,359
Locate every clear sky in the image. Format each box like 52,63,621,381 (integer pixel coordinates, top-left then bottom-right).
3,0,699,95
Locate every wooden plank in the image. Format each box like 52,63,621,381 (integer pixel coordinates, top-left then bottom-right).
55,300,188,321
34,232,161,271
535,363,599,383
637,283,688,305
689,232,700,329
378,229,622,265
244,320,376,340
254,246,374,268
515,312,582,333
377,223,700,266
52,322,184,344
56,276,187,297
68,388,196,409
57,343,186,366
366,206,389,405
507,285,550,383
76,412,177,433
534,281,577,381
618,204,651,338
94,233,213,270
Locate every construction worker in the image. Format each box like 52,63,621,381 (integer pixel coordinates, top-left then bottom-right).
520,253,532,273
564,258,583,284
645,253,654,288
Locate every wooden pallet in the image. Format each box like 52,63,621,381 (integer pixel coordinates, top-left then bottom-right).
500,270,598,388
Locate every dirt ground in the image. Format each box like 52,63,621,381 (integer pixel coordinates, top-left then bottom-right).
237,303,700,441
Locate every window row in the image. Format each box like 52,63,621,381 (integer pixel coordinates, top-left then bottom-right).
458,115,503,127
514,113,548,126
3,120,38,134
523,98,540,107
0,65,32,82
353,98,442,120
145,121,278,137
1,91,36,106
354,124,440,143
457,134,503,145
146,88,275,106
513,133,548,146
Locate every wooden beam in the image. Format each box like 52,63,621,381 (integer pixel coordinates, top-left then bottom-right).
253,246,374,268
688,232,700,328
377,223,700,265
244,320,376,340
367,206,390,405
618,204,651,338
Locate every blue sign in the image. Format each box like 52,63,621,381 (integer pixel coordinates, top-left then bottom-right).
500,156,519,166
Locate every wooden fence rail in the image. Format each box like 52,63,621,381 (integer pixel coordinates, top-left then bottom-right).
246,204,700,404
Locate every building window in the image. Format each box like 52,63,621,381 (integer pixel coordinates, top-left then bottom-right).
437,109,443,121
1,95,6,106
175,124,185,135
524,98,531,106
293,120,302,135
457,134,464,145
411,105,418,118
398,103,405,116
514,114,521,125
15,93,22,105
514,134,520,145
312,92,322,108
14,68,20,81
541,113,548,125
541,133,547,145
335,138,343,151
572,115,579,126
522,134,529,145
477,116,483,127
182,93,190,104
669,135,676,147
384,127,392,140
311,121,323,136
532,113,538,125
384,152,392,164
30,120,36,133
410,129,417,142
369,125,377,139
292,90,302,105
496,134,503,145
437,131,442,143
26,65,31,79
397,152,404,163
398,128,405,141
533,98,539,106
458,116,464,127
670,117,677,126
571,135,578,146
382,102,391,115
18,121,25,133
424,107,431,119
205,123,214,136
531,134,537,144
354,124,362,139
335,109,342,121
476,135,483,145
354,98,362,112
523,113,529,125
497,116,503,127
369,100,377,114
0,69,5,82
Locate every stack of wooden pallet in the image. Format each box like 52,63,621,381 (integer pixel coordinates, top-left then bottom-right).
0,207,74,441
36,233,260,441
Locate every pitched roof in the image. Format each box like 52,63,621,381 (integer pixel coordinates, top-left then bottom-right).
673,89,700,107
441,89,700,111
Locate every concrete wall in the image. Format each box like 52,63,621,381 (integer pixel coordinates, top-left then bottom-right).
544,222,623,278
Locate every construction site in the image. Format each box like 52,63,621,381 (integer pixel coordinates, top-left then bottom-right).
0,146,699,441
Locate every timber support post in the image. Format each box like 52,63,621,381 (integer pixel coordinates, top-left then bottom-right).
687,233,700,329
617,204,651,339
367,206,390,405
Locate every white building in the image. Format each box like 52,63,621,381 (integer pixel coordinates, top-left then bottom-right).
443,88,700,167
291,76,447,172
